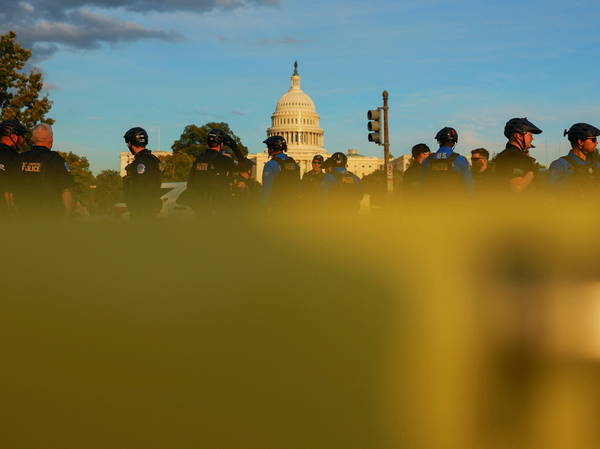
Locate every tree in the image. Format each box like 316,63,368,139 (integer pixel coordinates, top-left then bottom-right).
59,151,94,206
91,170,122,216
172,122,248,159
158,152,194,182
0,31,53,129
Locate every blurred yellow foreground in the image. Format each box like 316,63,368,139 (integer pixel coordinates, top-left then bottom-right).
2,195,600,449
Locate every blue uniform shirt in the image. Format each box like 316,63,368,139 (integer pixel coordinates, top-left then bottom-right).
320,167,362,195
547,150,600,190
262,152,293,203
422,146,473,190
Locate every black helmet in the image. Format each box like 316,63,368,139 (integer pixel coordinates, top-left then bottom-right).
330,152,348,167
564,123,600,142
238,158,255,172
0,119,27,137
207,128,228,146
312,154,324,163
123,127,148,146
263,135,287,152
504,118,542,139
435,127,458,144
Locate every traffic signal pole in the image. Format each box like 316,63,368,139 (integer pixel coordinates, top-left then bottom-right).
368,91,393,195
383,91,393,194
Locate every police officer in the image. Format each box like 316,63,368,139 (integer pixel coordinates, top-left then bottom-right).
261,135,300,206
320,152,362,211
301,154,326,198
231,158,261,205
493,118,542,193
547,123,600,194
422,127,472,191
122,127,162,219
403,143,431,193
17,123,73,218
470,148,493,192
182,128,244,214
0,119,27,212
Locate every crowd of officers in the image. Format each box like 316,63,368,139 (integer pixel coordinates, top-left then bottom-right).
1,116,598,219
404,118,600,196
0,119,73,218
0,120,363,219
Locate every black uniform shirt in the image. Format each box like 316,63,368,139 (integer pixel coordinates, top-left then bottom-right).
123,149,162,214
188,150,236,187
493,143,536,184
403,162,422,191
231,175,262,204
184,149,237,206
0,143,19,194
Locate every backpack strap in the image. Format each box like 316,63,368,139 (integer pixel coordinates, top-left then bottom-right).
271,157,285,169
560,155,578,169
330,170,344,180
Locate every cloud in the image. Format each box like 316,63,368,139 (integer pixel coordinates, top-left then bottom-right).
256,37,304,45
216,35,304,46
1,0,279,59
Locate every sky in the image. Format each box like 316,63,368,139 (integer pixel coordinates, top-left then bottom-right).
2,0,600,173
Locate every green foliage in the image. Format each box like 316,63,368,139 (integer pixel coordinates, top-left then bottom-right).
91,169,122,216
59,151,94,206
0,31,53,130
159,152,194,182
172,122,248,159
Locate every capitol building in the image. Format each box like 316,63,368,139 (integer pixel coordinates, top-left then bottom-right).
247,62,384,181
119,63,386,182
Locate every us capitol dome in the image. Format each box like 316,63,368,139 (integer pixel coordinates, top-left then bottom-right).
248,62,384,181
267,61,325,153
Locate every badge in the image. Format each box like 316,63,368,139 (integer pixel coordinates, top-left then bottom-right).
64,162,71,172
136,163,146,174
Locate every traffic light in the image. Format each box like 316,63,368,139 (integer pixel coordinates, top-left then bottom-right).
368,109,382,144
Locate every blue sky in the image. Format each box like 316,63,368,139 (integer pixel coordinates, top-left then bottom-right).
5,0,600,172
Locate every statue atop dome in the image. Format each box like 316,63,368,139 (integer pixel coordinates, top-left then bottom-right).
293,60,299,76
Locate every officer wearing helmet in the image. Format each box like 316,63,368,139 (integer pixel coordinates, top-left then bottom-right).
422,127,472,191
261,135,300,206
320,151,362,211
122,127,162,218
182,128,245,214
0,119,27,211
547,123,600,193
493,118,542,193
301,154,326,198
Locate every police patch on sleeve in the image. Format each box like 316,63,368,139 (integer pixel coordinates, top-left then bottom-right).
136,163,146,174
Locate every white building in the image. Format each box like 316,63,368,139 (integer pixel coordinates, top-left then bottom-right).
391,155,412,173
248,62,383,181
